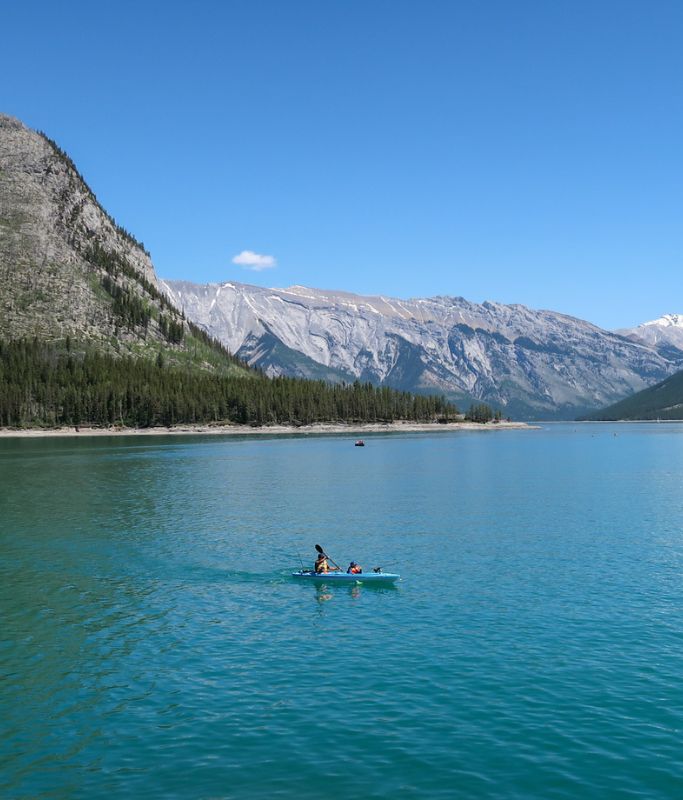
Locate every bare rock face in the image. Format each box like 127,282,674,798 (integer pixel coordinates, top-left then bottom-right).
0,114,162,347
162,280,683,419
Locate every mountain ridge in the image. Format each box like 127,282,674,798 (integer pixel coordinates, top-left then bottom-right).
618,314,683,351
0,114,460,429
5,111,680,424
161,279,683,420
0,113,246,374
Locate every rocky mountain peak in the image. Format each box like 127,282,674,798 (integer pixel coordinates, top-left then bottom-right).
643,313,683,328
617,314,683,350
1,114,165,347
0,115,235,371
162,279,683,419
0,113,155,284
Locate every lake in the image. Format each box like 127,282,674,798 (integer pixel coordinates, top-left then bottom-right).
2,423,683,799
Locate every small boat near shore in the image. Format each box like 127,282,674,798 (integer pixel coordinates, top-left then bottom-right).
292,570,400,585
355,439,365,446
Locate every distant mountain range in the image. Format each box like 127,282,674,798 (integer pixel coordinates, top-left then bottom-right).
583,311,683,420
4,110,683,423
161,279,683,420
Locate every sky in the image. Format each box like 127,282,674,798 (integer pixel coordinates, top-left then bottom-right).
2,0,682,329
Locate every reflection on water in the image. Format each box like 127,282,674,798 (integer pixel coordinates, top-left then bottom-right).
312,580,393,606
304,578,400,604
315,585,333,604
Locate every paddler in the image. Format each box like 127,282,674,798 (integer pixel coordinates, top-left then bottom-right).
346,561,363,574
314,551,339,574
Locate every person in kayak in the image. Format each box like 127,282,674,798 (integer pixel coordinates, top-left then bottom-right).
347,561,363,574
314,552,340,574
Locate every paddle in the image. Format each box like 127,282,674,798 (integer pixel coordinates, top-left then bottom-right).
315,543,342,572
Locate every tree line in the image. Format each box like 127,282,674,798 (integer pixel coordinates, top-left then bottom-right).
39,131,151,255
84,241,246,363
464,403,502,423
0,339,460,429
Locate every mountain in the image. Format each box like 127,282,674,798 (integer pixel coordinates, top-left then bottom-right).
0,113,243,373
5,110,678,424
617,314,683,356
581,368,683,420
0,114,458,429
161,280,683,420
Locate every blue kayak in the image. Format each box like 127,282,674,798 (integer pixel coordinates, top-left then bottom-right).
292,571,400,585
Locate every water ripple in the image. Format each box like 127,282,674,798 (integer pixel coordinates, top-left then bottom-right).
3,425,683,798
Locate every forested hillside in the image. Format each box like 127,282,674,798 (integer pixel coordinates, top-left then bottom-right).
0,114,463,429
0,114,247,376
581,369,683,420
0,340,459,428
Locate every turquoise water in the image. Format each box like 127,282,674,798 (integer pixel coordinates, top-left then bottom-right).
2,424,683,799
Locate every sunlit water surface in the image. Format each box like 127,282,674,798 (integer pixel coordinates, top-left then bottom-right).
2,424,683,799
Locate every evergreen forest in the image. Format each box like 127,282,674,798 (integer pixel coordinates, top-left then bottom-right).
580,368,683,420
464,403,501,423
0,339,460,429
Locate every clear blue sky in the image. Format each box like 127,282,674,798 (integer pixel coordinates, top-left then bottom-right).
2,0,682,329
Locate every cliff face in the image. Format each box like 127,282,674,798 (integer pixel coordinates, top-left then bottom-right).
0,115,150,342
161,280,683,419
0,114,211,370
0,114,249,375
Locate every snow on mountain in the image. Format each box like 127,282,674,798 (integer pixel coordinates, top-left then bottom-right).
161,280,683,419
617,314,683,351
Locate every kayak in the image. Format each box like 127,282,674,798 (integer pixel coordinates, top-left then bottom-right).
292,570,400,585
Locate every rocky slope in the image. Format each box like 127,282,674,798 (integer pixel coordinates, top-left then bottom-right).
161,280,683,419
0,114,243,373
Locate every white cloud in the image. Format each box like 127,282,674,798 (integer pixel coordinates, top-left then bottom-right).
232,250,277,271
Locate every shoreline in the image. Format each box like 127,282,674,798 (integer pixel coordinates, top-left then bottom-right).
0,420,534,439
